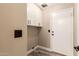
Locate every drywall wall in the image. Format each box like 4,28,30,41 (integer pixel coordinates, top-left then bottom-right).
27,26,39,51
76,4,79,46
0,4,27,56
38,9,50,48
75,3,79,56
38,3,74,48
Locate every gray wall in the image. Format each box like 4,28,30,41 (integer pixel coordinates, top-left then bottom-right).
0,4,27,56
38,10,50,48
38,3,74,48
27,26,39,51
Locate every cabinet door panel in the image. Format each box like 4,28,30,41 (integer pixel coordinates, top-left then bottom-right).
27,3,42,27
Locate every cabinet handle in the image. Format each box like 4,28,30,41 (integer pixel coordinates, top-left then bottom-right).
28,20,31,24
29,20,31,24
28,20,29,24
38,23,40,25
52,34,54,36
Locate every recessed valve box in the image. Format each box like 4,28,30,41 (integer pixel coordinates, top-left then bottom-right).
14,30,22,38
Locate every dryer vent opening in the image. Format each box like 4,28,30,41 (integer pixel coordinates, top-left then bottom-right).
41,3,48,8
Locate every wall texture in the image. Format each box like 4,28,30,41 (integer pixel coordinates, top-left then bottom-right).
75,3,79,56
38,3,74,48
27,26,39,51
0,4,27,56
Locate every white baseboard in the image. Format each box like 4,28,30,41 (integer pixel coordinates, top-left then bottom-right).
38,45,65,56
37,45,54,56
26,45,65,56
26,46,39,55
26,45,52,55
37,45,52,51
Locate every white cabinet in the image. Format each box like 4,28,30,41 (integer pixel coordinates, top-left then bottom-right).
27,3,42,27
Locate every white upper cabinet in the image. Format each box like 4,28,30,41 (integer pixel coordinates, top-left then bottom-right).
27,3,42,27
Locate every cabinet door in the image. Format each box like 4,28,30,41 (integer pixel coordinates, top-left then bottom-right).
27,4,37,26
27,3,42,27
36,6,42,26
